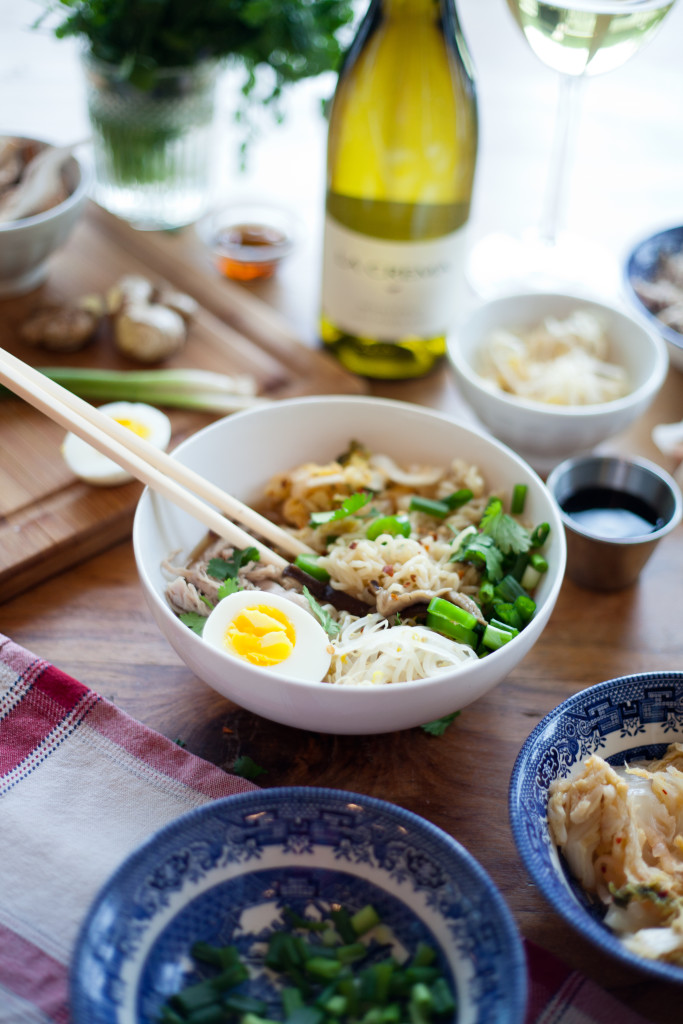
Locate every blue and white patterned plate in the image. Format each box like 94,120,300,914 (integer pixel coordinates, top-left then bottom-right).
70,787,526,1023
509,671,683,984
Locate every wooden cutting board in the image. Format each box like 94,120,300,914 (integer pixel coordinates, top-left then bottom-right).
0,203,367,602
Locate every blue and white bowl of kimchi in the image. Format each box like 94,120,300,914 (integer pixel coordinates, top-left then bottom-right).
510,671,683,982
71,787,527,1023
133,395,566,734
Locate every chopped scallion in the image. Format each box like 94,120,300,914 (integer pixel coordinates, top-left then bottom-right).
409,496,450,519
511,484,527,514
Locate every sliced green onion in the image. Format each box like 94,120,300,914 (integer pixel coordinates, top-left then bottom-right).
529,551,548,573
491,602,523,630
293,553,331,583
508,552,529,581
365,514,411,541
511,484,527,514
530,522,550,548
493,573,528,604
169,979,220,1014
426,611,478,648
443,488,474,510
521,564,542,591
351,904,381,936
515,594,536,624
409,496,450,518
162,904,456,1023
427,596,478,631
481,623,518,650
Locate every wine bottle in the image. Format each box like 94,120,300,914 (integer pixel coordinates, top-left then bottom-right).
320,0,478,380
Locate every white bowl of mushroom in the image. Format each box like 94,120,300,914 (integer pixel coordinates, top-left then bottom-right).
0,135,91,298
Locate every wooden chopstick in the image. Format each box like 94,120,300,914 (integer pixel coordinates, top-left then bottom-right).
0,348,315,568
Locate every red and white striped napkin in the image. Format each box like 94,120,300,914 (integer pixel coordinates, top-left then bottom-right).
0,633,257,1023
0,634,653,1024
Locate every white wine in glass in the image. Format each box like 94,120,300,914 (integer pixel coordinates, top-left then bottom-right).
468,0,676,298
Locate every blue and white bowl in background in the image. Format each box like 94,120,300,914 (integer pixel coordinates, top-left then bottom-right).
509,671,683,983
624,224,683,371
71,787,527,1023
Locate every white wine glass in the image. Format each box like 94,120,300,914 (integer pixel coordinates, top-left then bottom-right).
467,0,676,299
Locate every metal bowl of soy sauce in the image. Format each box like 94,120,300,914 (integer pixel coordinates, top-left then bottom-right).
546,455,682,590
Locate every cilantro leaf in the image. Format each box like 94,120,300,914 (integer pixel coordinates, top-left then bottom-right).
179,612,208,636
309,491,371,527
480,500,531,555
217,577,242,600
303,585,340,637
421,711,461,736
451,532,504,582
207,546,260,581
232,755,267,781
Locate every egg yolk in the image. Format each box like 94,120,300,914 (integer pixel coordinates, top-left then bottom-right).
114,416,151,439
225,604,295,667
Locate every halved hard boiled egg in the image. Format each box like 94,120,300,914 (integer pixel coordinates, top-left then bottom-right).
202,590,332,682
62,401,172,486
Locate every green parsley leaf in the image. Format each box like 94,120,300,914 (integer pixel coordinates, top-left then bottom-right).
217,577,242,600
207,546,260,581
179,612,208,636
421,711,461,736
451,532,504,581
232,755,267,781
480,500,531,555
309,492,371,527
303,586,340,638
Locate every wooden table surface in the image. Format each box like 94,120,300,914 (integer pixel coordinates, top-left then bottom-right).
2,358,682,1023
3,2,683,1021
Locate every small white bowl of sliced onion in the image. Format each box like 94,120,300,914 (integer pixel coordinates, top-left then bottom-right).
448,291,668,475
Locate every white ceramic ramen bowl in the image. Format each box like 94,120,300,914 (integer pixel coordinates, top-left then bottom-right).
133,396,567,734
448,291,668,475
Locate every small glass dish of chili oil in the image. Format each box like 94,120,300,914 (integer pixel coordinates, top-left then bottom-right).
199,203,297,281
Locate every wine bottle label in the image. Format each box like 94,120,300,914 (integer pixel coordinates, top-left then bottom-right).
321,214,467,339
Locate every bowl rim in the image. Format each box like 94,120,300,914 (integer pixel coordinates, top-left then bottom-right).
69,785,529,1023
133,394,567,699
623,223,683,354
0,136,91,233
448,290,669,418
508,670,683,984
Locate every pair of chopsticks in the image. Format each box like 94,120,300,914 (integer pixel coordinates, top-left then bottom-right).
0,347,315,570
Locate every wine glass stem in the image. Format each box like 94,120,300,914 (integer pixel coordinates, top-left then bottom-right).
539,73,585,246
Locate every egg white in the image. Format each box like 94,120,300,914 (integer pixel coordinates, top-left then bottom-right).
62,401,172,486
202,589,332,682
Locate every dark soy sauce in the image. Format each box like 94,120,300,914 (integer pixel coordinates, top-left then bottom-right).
562,486,664,538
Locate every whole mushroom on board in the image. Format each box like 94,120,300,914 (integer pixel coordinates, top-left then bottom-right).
20,305,99,352
115,302,187,362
